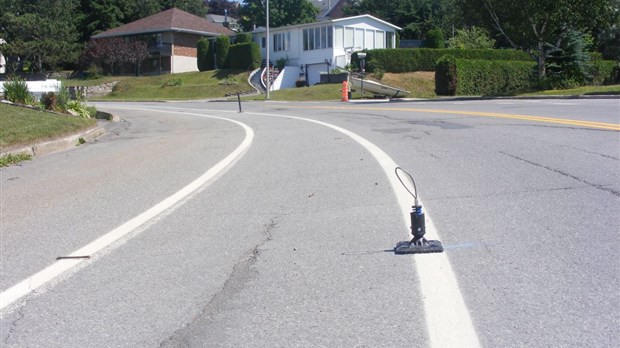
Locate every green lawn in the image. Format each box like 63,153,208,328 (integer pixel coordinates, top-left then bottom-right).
66,69,620,101
68,70,254,101
0,103,96,150
242,83,344,101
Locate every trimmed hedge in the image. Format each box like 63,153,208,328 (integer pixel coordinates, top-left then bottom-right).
435,57,537,96
228,42,261,70
216,36,230,68
456,59,537,95
435,55,457,95
353,48,532,73
197,38,210,72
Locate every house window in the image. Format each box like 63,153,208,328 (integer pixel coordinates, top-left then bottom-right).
273,32,290,52
303,30,309,50
303,26,333,51
365,29,374,49
335,26,343,48
344,27,354,48
314,28,320,49
355,28,364,49
261,37,266,48
308,28,315,50
375,31,385,49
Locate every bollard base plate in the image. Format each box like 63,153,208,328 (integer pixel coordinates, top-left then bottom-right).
394,239,443,254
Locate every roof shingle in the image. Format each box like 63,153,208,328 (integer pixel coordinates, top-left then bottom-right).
92,8,234,39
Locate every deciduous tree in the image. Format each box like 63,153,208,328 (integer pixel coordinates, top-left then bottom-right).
238,0,318,32
160,0,207,17
460,0,616,78
80,38,149,75
447,27,495,49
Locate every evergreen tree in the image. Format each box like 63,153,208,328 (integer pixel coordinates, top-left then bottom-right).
1,0,80,71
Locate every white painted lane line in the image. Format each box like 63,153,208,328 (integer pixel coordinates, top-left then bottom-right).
0,110,254,312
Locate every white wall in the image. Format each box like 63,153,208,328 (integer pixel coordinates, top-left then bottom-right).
172,56,198,73
0,79,61,99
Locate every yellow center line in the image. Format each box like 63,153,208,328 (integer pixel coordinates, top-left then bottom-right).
271,104,620,131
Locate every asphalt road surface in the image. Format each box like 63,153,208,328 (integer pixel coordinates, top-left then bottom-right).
1,98,618,347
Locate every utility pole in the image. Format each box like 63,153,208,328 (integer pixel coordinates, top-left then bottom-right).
265,0,270,100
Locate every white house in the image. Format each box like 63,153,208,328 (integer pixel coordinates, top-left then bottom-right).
0,38,6,74
252,14,400,87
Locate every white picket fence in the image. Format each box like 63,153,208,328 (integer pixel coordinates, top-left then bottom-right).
0,79,61,99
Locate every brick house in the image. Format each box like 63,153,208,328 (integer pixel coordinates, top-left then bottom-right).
92,8,234,74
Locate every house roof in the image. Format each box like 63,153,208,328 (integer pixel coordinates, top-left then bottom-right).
251,14,401,34
332,14,401,30
92,8,234,39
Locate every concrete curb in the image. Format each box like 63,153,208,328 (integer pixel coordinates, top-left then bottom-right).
1,124,107,158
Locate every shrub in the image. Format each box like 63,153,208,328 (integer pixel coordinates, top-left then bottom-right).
372,68,385,80
216,35,230,68
66,100,91,118
435,58,536,96
162,78,183,87
590,60,620,85
425,28,445,49
41,92,58,110
57,85,71,111
435,55,457,95
235,33,252,44
85,64,102,79
455,59,536,95
275,57,287,70
227,42,261,70
206,39,215,70
197,38,211,71
3,77,34,104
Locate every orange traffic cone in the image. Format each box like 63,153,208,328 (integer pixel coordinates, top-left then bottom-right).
341,81,349,102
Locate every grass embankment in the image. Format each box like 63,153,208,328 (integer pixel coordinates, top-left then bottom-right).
243,71,437,101
0,103,95,153
66,69,619,101
76,70,252,101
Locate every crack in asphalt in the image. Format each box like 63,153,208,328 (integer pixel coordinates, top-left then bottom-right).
158,218,279,348
499,151,620,197
2,304,25,345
